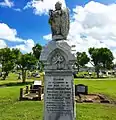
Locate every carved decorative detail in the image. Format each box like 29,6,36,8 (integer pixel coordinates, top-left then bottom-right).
51,52,65,70
49,1,70,40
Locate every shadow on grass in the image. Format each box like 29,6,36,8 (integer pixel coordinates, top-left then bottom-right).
0,81,33,87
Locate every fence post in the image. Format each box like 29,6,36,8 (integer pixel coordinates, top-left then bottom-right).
42,86,44,94
38,87,42,100
30,84,33,93
26,86,29,94
19,88,23,100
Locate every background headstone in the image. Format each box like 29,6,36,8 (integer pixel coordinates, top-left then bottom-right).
75,84,88,95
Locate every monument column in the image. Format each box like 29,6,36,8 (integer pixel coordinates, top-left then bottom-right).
40,2,76,120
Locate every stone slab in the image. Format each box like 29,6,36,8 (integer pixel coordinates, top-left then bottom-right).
44,72,75,120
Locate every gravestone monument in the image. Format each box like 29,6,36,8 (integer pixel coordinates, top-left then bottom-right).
75,84,88,96
40,1,76,120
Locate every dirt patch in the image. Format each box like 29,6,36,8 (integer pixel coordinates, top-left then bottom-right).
75,94,112,104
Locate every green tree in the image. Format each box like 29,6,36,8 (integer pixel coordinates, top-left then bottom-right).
75,52,90,72
88,47,114,78
32,43,43,71
32,43,42,59
0,48,20,80
17,53,37,83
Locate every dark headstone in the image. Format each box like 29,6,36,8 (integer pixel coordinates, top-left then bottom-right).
19,88,23,100
0,72,2,77
75,84,88,95
25,86,29,94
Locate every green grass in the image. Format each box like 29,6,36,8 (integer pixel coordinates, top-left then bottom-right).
77,103,116,120
0,85,43,120
0,73,116,120
0,72,44,86
75,79,116,99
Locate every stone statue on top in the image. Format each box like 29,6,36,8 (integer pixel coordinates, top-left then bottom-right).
49,1,70,40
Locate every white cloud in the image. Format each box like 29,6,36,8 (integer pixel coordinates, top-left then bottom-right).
0,0,14,8
112,49,116,63
0,39,7,48
14,8,21,12
0,22,35,53
0,23,24,42
12,39,35,53
24,0,66,15
43,1,116,64
68,1,116,54
70,1,116,64
43,34,52,40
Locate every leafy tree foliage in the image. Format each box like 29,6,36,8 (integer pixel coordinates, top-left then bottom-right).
75,52,90,72
17,53,37,83
32,43,43,71
0,48,21,80
32,43,42,59
88,47,114,78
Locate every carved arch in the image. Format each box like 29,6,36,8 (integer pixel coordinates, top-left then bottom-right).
47,48,68,70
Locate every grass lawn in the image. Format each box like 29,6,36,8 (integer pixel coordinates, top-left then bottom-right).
0,73,116,120
75,79,116,100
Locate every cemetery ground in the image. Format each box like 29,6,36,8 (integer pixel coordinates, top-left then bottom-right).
0,73,116,120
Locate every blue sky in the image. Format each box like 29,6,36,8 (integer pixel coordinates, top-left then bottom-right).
0,0,115,43
0,0,116,59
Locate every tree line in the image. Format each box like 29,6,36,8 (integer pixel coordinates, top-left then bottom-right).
0,44,42,82
0,44,114,82
76,47,114,78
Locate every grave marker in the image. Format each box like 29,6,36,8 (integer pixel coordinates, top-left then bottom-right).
75,84,88,95
40,2,76,120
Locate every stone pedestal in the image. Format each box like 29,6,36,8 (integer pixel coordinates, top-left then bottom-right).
40,40,76,120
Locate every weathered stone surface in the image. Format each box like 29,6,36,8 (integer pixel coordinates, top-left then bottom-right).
40,40,76,120
40,1,76,119
40,40,75,70
49,1,70,40
44,72,74,120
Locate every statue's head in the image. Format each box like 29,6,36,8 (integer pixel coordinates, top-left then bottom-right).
55,1,62,10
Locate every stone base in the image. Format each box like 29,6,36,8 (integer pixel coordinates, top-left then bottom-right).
52,35,66,40
44,71,75,120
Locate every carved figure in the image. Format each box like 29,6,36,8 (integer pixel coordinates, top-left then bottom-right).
52,52,65,69
49,1,70,40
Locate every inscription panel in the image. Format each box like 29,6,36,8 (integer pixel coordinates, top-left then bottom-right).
77,86,85,93
44,75,74,120
75,84,88,95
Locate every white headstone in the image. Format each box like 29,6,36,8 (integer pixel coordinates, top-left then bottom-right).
34,80,42,85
